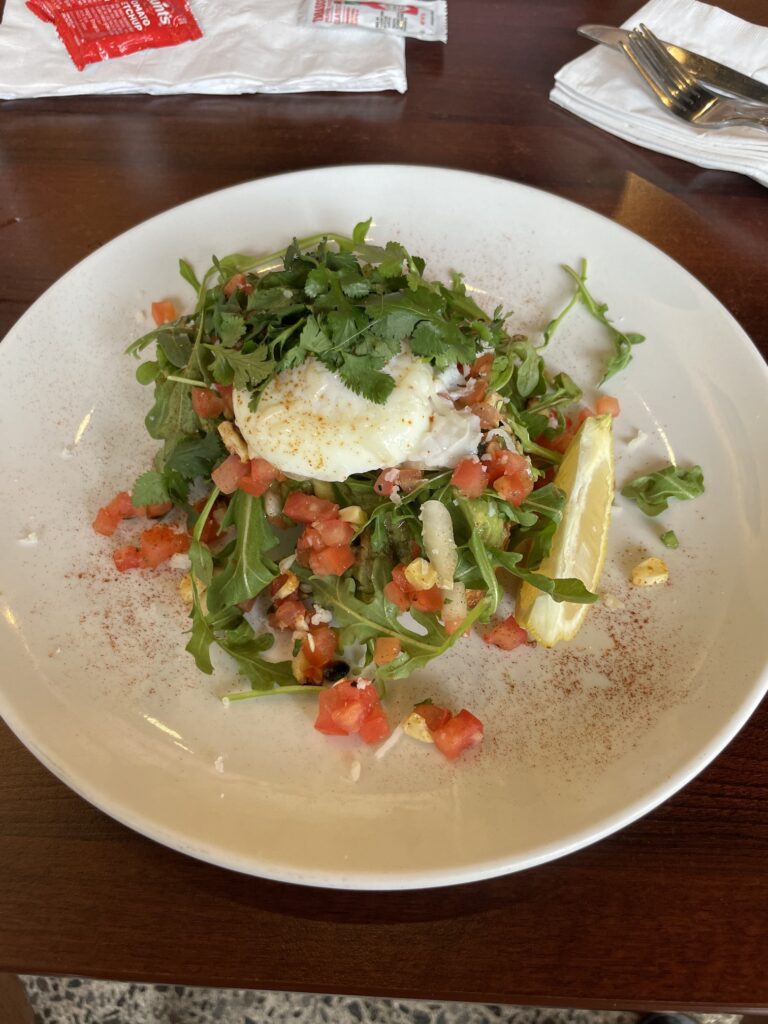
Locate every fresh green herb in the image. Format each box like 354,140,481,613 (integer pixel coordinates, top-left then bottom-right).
543,260,645,383
661,530,679,549
621,464,704,517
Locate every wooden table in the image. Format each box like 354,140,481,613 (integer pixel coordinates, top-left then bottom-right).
1,0,767,1012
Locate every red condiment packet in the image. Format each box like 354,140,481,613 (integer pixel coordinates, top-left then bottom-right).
36,0,202,71
26,0,58,22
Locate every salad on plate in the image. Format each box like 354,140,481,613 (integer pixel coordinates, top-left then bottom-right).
92,221,655,760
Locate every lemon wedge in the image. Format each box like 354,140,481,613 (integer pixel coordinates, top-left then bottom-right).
516,413,614,647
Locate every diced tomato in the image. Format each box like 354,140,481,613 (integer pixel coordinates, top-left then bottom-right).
138,524,190,568
374,470,398,497
283,491,339,524
298,526,325,552
314,518,356,547
391,563,415,595
374,466,422,496
410,586,443,613
145,501,173,518
384,580,410,612
493,473,533,506
211,453,248,494
471,352,494,378
308,545,355,577
302,625,338,667
538,423,574,455
484,614,528,651
223,273,253,298
413,702,451,731
473,401,502,429
191,387,225,420
486,449,533,507
451,458,487,498
151,300,177,326
112,545,144,572
576,406,594,426
238,457,281,498
92,490,145,536
359,704,391,744
485,448,529,484
431,709,484,760
268,597,307,631
92,506,121,537
398,467,424,493
455,378,487,408
374,637,402,665
315,679,390,744
595,394,620,417
216,384,235,418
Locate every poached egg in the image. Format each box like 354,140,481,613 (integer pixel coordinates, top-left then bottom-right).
232,353,481,482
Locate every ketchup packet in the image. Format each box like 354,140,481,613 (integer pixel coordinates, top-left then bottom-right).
27,0,202,71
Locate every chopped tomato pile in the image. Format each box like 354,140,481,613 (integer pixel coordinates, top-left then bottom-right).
315,678,390,745
411,702,484,760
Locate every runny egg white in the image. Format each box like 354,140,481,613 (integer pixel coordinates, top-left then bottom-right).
232,352,481,482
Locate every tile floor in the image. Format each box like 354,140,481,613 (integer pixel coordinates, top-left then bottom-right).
19,979,744,1024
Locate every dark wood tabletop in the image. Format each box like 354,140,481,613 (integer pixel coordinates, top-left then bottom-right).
2,0,768,1012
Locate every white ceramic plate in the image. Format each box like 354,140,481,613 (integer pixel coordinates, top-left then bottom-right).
1,166,767,890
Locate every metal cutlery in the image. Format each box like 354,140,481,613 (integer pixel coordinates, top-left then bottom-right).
578,24,768,106
622,24,768,131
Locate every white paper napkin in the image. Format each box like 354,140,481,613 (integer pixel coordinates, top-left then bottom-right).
551,0,768,187
0,0,406,99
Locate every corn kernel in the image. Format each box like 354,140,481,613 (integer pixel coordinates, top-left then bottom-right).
338,505,366,526
404,557,438,591
631,556,669,587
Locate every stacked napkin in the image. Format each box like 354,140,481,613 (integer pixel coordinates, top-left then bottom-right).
551,0,768,187
0,0,406,98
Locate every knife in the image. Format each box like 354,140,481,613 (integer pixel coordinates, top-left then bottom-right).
578,24,768,106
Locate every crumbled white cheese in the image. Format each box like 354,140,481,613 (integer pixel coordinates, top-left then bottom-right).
310,605,333,626
18,531,38,546
348,759,362,782
214,755,224,774
60,445,75,460
169,552,191,571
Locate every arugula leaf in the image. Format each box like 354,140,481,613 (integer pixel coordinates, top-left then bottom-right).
145,377,199,450
309,569,488,681
157,331,193,369
214,618,296,693
661,530,680,549
621,464,705,517
179,258,201,292
132,471,170,508
560,262,645,383
490,548,598,603
205,492,279,613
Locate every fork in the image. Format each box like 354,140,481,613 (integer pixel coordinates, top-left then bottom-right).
621,23,768,132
